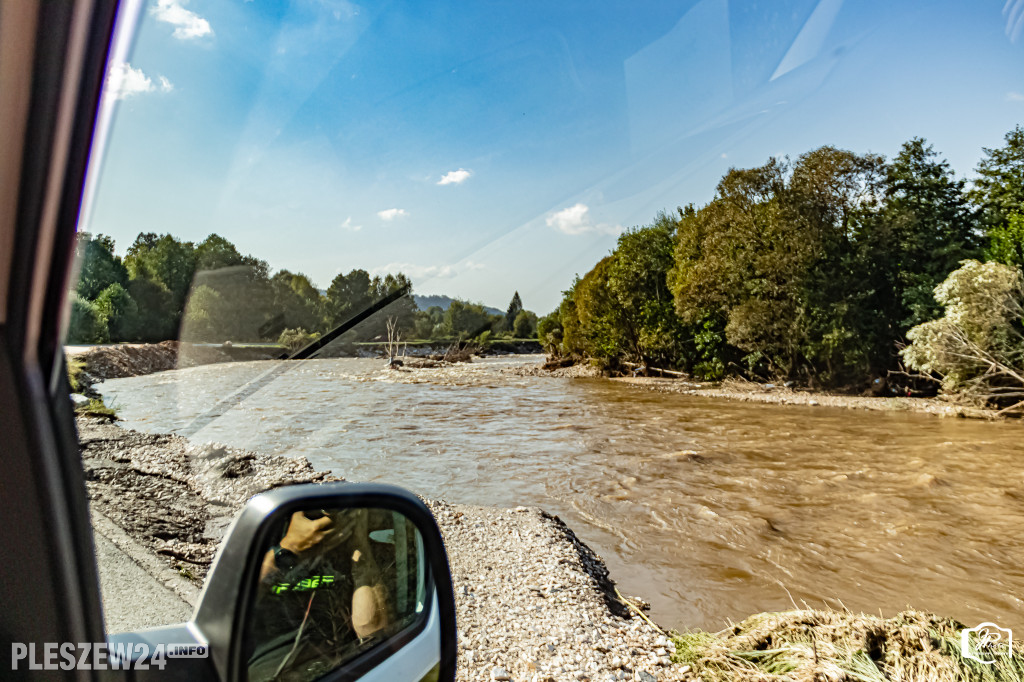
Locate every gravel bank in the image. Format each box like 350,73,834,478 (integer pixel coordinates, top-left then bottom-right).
80,416,692,681
612,377,998,418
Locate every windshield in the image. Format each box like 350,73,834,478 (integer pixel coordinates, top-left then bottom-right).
68,0,1024,678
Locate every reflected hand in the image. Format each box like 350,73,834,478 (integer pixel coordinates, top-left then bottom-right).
279,511,335,554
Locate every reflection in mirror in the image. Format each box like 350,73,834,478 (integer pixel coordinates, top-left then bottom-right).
244,506,428,682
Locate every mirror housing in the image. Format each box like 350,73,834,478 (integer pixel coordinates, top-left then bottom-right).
109,482,457,682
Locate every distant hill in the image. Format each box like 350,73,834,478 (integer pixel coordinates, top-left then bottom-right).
413,294,503,317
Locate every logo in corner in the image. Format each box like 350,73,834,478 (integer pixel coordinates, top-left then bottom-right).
961,623,1012,664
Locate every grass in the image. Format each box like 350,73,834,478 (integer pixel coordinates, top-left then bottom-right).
75,398,117,419
66,356,86,393
669,610,1024,682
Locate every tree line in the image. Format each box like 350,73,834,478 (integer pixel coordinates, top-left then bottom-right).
539,126,1024,404
69,232,538,347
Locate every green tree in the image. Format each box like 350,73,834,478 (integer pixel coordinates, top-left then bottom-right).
971,124,1024,232
443,300,491,338
270,270,323,333
67,294,108,344
513,310,536,338
125,278,177,342
124,233,196,336
94,283,138,341
882,138,979,328
504,291,523,332
181,284,223,341
326,269,374,327
536,310,563,353
74,233,128,301
987,213,1024,270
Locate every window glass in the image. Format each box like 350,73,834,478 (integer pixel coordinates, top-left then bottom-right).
70,0,1024,674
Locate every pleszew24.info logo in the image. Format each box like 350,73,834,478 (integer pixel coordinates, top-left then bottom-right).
11,642,207,670
961,623,1013,664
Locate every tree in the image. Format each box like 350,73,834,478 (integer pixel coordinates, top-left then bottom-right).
504,291,523,332
67,294,108,344
513,310,536,338
443,300,491,337
125,278,177,341
987,212,1024,270
75,233,128,301
123,229,195,323
325,269,374,327
270,270,323,334
536,310,562,352
881,138,980,329
181,285,223,342
901,260,1024,411
971,124,1024,232
94,283,138,342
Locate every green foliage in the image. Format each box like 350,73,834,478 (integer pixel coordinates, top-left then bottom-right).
513,310,536,338
971,124,1024,232
69,230,426,347
75,233,128,300
987,213,1024,270
443,299,493,338
901,260,1024,407
67,294,108,344
94,283,138,342
278,327,321,353
555,129,1023,388
883,137,980,328
536,310,562,350
66,356,86,393
75,398,117,418
504,291,523,331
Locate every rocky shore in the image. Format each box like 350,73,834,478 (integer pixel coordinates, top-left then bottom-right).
78,415,688,682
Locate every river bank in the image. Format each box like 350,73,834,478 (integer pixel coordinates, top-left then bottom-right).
611,376,1000,419
78,415,687,682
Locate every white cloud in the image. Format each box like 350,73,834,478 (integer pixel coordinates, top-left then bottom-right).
105,62,173,100
341,217,362,232
546,203,622,236
377,208,408,221
151,0,213,40
1007,91,1024,102
372,260,484,280
438,168,472,185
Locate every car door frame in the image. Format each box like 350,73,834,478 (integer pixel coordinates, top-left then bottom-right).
0,0,131,678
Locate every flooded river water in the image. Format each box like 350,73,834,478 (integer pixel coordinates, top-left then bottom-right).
97,354,1024,632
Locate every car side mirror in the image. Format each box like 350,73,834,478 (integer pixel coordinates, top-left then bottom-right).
108,483,457,682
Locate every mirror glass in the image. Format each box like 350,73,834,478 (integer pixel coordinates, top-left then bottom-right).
244,506,430,682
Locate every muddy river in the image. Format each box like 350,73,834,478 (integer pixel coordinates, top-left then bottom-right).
96,354,1024,632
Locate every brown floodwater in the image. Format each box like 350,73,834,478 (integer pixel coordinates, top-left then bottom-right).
97,355,1024,632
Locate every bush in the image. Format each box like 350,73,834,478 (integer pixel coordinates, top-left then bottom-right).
902,260,1024,410
67,294,108,344
278,327,320,353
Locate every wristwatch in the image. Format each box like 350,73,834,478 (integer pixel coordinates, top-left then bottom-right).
271,544,299,570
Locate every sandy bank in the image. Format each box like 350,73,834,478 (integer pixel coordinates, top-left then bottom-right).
611,376,1003,419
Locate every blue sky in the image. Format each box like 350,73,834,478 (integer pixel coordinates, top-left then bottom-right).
87,0,1024,313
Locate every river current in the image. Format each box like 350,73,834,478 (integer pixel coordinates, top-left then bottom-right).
97,354,1024,631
